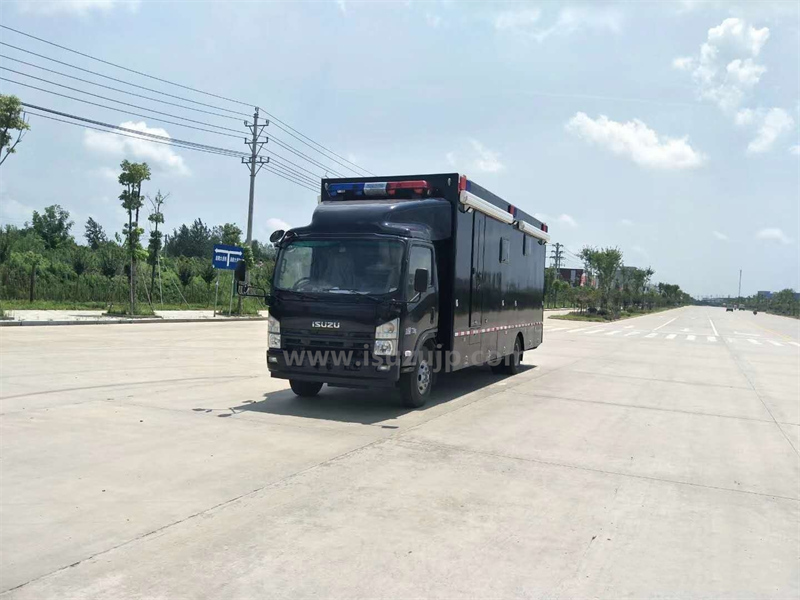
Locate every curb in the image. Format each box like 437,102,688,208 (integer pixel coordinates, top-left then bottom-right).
0,317,268,327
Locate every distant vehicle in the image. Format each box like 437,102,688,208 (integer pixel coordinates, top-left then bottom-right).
726,306,734,312
235,173,549,408
753,310,758,315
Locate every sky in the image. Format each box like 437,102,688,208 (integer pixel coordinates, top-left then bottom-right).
0,0,798,298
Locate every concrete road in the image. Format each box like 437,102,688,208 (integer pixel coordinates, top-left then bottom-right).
1,306,797,598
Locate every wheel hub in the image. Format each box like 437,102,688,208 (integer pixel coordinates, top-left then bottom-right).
417,360,430,394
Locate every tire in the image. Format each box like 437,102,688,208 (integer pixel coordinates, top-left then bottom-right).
492,336,523,376
289,380,323,397
399,346,433,408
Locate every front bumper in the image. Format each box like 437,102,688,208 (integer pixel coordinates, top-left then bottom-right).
266,348,400,388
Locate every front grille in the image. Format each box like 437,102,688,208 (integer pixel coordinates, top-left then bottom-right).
281,327,373,351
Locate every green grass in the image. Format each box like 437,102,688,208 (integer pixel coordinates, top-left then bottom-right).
104,305,158,317
0,299,265,314
551,306,676,322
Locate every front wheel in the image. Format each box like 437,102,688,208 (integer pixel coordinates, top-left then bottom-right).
399,347,433,408
289,380,323,397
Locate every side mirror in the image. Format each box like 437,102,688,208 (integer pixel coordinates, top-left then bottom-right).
414,268,429,294
269,230,285,244
234,260,247,283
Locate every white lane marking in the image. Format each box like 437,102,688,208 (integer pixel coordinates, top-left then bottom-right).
585,328,607,335
687,335,696,341
681,328,692,332
624,331,640,337
665,334,676,340
727,338,736,344
644,333,657,339
747,339,761,345
789,342,800,347
708,318,718,337
735,331,760,336
654,317,677,331
567,327,592,333
707,336,717,342
547,328,565,332
769,341,783,347
624,326,634,329
605,330,622,336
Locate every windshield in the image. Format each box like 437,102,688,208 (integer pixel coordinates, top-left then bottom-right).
274,239,404,295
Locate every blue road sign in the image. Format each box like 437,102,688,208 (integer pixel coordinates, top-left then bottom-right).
212,244,244,270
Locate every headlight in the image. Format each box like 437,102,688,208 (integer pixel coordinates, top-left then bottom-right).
375,318,399,339
268,333,281,349
373,340,395,356
268,314,280,334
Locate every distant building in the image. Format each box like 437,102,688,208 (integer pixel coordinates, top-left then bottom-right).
557,268,585,286
757,291,773,299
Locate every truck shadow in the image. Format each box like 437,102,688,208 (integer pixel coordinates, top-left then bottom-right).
230,364,535,425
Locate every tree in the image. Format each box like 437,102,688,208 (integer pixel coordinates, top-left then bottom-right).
11,251,48,302
98,242,123,280
31,205,74,250
217,223,243,246
177,258,194,287
580,246,623,310
147,191,168,300
0,95,30,167
84,217,107,250
71,246,93,296
119,160,151,314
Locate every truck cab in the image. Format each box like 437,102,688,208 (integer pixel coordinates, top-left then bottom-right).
265,188,450,407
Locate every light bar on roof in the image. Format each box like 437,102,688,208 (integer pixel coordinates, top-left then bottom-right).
515,219,551,243
459,190,515,225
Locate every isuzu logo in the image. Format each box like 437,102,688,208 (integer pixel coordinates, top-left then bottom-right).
312,320,340,329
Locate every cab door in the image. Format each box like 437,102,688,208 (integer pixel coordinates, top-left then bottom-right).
404,244,437,353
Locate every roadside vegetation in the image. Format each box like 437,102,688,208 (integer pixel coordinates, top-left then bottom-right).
0,160,275,316
546,247,692,322
697,289,800,318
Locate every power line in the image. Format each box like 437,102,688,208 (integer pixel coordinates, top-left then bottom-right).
0,24,253,108
0,41,250,117
22,104,318,192
0,26,374,175
0,67,244,134
0,54,242,122
1,77,243,138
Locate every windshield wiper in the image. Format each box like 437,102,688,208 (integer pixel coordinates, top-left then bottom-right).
277,289,320,302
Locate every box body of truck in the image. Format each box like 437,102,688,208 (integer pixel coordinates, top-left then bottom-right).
263,173,548,405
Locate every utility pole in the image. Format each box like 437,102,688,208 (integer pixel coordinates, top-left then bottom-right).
549,243,564,273
738,269,742,304
238,107,269,313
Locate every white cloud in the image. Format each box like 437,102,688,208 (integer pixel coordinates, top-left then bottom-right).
425,13,442,29
631,245,649,258
16,0,140,15
494,6,621,41
620,218,634,226
755,228,793,244
533,213,578,229
673,18,770,113
83,121,189,176
746,108,794,154
469,139,505,173
91,166,119,181
445,151,457,167
0,195,34,225
565,112,707,170
266,217,291,232
712,230,729,241
494,8,541,31
790,145,800,156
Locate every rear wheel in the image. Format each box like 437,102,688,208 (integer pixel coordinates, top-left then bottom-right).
491,336,523,375
400,346,433,408
289,380,323,397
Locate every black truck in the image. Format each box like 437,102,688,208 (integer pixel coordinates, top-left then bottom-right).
236,173,549,408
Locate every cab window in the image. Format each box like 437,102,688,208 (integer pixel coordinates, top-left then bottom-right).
406,245,433,299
